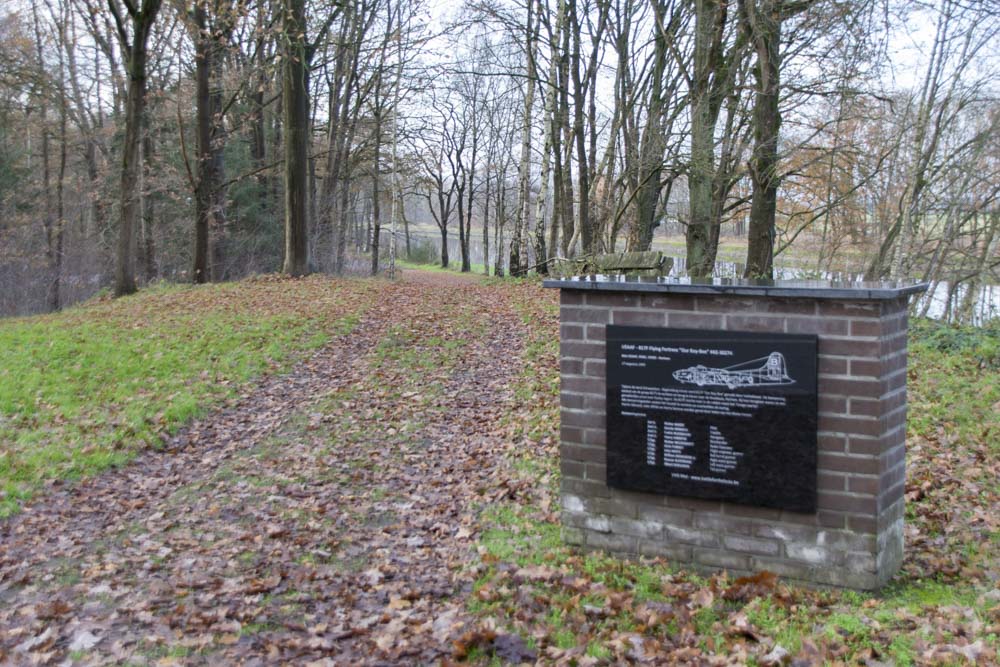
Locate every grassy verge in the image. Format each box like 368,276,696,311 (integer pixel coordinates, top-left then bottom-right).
466,284,1000,664
0,275,374,517
907,318,999,451
397,259,490,275
902,319,1000,585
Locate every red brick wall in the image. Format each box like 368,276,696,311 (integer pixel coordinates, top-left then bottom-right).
557,289,909,589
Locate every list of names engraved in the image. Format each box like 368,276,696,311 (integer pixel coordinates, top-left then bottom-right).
663,421,696,470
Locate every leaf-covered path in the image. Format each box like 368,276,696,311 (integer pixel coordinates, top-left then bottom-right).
0,270,530,666
5,272,999,666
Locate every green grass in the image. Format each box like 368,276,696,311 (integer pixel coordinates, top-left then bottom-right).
479,504,564,565
0,277,372,517
907,318,1000,449
397,258,489,275
585,641,612,659
881,580,980,611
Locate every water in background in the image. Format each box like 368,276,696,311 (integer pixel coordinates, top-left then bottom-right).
667,255,999,327
401,230,999,326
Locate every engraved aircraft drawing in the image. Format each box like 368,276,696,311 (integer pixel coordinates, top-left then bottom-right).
672,352,795,390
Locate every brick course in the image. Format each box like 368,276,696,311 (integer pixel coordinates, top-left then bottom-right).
556,288,915,590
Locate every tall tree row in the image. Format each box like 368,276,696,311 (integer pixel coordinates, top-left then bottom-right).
0,0,997,323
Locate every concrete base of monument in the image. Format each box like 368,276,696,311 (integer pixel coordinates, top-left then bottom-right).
559,491,905,590
544,275,927,591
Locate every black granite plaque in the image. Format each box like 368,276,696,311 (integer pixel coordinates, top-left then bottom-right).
606,326,818,512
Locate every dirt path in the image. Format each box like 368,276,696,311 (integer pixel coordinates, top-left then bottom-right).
399,267,485,287
0,271,528,666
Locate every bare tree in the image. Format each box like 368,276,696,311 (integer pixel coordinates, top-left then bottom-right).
509,0,538,275
866,0,999,281
740,0,818,278
414,91,464,268
186,0,233,283
109,0,163,296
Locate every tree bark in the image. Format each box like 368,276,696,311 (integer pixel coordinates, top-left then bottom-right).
282,0,310,276
192,0,212,283
459,83,478,274
494,175,506,277
142,119,157,281
111,0,162,297
540,0,560,264
50,55,68,312
533,38,551,271
510,0,538,276
439,224,449,268
686,0,722,277
568,0,593,256
32,4,55,308
483,169,491,275
371,118,382,276
556,0,574,257
627,0,669,252
742,0,781,278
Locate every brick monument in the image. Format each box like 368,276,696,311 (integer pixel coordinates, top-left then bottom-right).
544,276,927,590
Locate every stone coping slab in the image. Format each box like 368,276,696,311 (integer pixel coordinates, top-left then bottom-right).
543,275,929,300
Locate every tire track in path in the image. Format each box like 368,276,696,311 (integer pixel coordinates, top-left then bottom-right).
0,271,529,666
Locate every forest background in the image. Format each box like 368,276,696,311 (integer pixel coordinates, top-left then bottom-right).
0,0,997,322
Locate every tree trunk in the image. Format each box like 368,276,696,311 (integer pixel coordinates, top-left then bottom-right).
271,89,283,221
211,16,229,280
463,104,478,274
192,1,212,283
957,212,999,323
510,0,537,276
742,0,781,279
142,122,157,281
439,224,449,268
33,4,55,308
49,71,68,312
556,0,574,257
559,128,574,257
64,16,104,241
333,94,362,275
568,0,593,255
335,171,352,272
483,170,491,275
112,0,162,297
403,207,411,258
541,25,559,263
534,74,552,269
371,135,382,276
249,1,267,169
494,177,506,277
686,0,720,277
364,203,372,253
282,0,310,276
457,181,468,271
115,73,143,295
84,139,103,240
628,0,668,252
